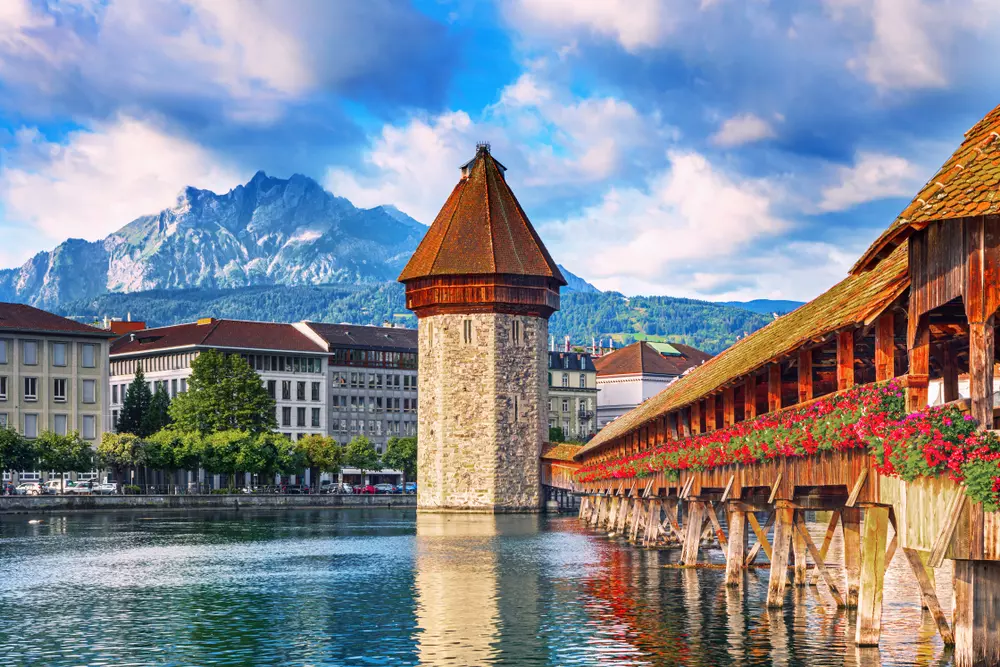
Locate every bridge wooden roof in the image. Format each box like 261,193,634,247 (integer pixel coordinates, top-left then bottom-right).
853,102,1000,273
398,145,566,285
576,244,909,460
541,442,583,463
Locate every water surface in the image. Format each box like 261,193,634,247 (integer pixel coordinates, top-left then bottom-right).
0,509,954,666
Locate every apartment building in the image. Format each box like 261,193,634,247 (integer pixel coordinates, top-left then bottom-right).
547,351,598,440
295,322,417,482
0,302,114,484
110,318,329,441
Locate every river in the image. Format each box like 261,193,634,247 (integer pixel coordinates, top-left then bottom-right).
0,509,954,666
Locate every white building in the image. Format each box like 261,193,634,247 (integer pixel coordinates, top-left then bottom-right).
594,341,710,429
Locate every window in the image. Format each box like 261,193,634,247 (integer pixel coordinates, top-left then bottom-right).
297,407,306,427
81,344,96,368
563,356,569,369
52,343,67,367
562,399,569,413
82,379,96,404
112,410,119,430
0,376,5,401
53,414,67,436
23,377,37,401
53,378,67,402
297,381,306,401
180,378,187,393
463,319,473,344
0,339,6,364
112,384,119,404
171,379,178,397
514,396,520,421
82,415,96,440
23,341,38,366
282,381,291,400
0,413,7,427
267,380,276,399
562,373,569,387
580,374,587,388
282,407,291,427
512,319,520,344
311,382,320,402
311,408,321,428
23,414,37,438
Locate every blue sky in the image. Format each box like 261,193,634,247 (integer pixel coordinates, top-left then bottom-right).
1,0,998,302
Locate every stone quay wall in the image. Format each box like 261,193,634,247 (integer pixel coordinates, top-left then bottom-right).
417,312,545,512
0,493,416,514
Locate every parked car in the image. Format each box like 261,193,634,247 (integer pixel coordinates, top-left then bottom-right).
335,483,353,494
94,482,118,495
353,484,376,494
404,482,417,494
374,483,395,494
42,480,69,495
284,484,304,495
67,480,96,495
16,482,42,496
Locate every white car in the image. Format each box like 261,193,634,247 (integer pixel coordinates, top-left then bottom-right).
16,482,42,496
67,481,97,495
93,482,118,495
43,479,71,494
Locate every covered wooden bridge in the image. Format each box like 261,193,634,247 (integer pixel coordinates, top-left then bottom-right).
573,103,1000,666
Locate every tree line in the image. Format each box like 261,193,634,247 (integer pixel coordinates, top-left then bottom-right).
1,349,417,491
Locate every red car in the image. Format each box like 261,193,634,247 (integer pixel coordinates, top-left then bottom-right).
352,484,376,494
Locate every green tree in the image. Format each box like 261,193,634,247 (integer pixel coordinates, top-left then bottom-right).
202,430,250,488
37,432,95,492
383,436,417,487
549,426,566,443
345,436,381,485
240,432,305,487
0,427,36,475
118,366,153,436
168,350,277,434
97,432,145,490
296,435,343,492
142,385,172,436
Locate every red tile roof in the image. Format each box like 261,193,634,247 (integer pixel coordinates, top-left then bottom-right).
0,302,113,337
398,145,566,285
593,341,709,377
854,102,1000,273
111,319,326,355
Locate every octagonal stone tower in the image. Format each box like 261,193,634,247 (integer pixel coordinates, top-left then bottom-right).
399,144,566,512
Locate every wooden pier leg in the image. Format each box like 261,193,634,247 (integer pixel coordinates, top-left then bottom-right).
953,559,1000,667
766,503,794,608
902,548,953,646
808,511,840,586
842,507,862,609
629,499,645,542
855,506,889,647
917,549,936,609
589,496,601,527
681,501,705,565
725,510,747,587
606,496,619,532
792,511,807,587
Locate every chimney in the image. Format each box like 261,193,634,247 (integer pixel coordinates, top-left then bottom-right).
564,335,570,353
549,334,554,352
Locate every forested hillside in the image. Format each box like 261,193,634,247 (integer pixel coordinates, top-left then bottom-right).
61,284,775,354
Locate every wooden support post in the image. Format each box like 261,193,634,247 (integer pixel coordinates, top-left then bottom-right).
907,313,930,412
768,364,781,412
792,513,807,586
968,318,995,429
875,312,895,382
809,511,840,586
681,501,705,565
723,387,735,427
842,507,862,609
953,559,1000,667
691,402,701,435
707,502,728,550
706,395,717,432
746,512,774,565
725,509,747,587
855,506,889,647
943,343,960,404
793,514,845,607
902,548,953,645
744,374,757,420
798,348,813,404
629,498,644,542
766,502,794,608
837,329,855,390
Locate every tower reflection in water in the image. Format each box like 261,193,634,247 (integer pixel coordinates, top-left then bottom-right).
414,513,543,666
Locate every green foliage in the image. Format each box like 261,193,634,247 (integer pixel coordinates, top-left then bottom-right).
143,385,172,436
98,432,145,485
168,350,277,434
0,427,36,472
345,436,382,476
123,485,142,495
36,431,94,475
383,437,416,481
240,432,302,478
296,435,343,486
118,366,153,436
200,430,250,476
548,426,566,443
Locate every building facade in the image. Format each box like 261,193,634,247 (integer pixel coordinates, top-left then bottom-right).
594,341,711,429
0,303,114,484
547,351,597,440
398,144,566,512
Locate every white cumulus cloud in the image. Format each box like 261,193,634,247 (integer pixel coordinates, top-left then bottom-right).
710,113,778,148
818,151,921,212
505,0,674,51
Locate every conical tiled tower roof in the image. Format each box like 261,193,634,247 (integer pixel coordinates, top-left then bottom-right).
399,145,566,284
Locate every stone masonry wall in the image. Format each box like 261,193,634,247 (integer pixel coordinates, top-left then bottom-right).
417,312,546,512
